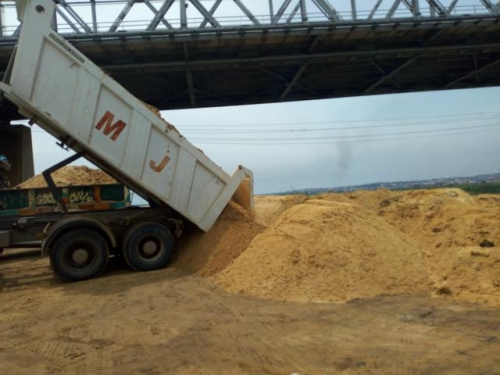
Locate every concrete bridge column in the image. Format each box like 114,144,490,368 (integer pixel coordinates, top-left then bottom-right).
0,125,34,187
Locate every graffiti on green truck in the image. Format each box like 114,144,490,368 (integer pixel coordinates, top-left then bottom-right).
0,184,130,216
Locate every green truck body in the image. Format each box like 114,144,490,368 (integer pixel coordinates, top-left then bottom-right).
0,184,132,251
0,184,130,216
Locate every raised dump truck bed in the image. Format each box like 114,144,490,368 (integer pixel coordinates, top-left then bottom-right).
0,0,253,281
0,0,253,233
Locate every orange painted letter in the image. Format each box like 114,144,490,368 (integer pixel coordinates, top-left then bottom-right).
150,155,171,172
95,111,127,141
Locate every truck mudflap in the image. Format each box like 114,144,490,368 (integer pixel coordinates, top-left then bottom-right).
0,0,254,232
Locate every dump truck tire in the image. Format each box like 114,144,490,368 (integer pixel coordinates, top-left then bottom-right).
122,222,174,271
50,229,109,281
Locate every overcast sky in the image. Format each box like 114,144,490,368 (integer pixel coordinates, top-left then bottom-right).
28,86,500,194
167,87,500,193
8,0,500,194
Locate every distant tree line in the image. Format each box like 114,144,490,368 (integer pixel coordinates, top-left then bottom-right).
446,183,500,195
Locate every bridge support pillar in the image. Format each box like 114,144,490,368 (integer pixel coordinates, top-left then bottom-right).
0,125,34,187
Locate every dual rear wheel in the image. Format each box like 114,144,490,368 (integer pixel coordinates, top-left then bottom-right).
122,222,175,271
49,222,174,281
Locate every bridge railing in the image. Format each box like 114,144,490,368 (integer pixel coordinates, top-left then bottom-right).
0,0,497,37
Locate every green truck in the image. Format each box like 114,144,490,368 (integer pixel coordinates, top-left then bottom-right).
0,182,132,251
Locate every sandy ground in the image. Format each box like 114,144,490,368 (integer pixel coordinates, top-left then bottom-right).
1,188,500,374
1,250,500,375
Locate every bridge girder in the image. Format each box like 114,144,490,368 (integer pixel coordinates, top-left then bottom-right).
0,1,498,115
0,0,498,37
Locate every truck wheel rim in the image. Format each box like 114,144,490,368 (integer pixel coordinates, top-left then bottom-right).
72,248,90,265
139,237,160,259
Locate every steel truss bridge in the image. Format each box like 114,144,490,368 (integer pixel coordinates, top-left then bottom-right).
0,0,499,114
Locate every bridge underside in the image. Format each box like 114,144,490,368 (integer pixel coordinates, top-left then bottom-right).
0,16,499,115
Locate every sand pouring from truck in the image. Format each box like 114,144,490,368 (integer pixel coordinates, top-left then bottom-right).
0,0,254,281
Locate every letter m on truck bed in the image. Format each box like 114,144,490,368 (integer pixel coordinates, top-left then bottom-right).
95,111,127,141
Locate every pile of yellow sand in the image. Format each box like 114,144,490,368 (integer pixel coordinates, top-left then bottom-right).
319,189,500,304
17,165,117,188
295,190,500,305
173,201,265,277
213,200,428,302
327,188,498,250
254,194,308,227
175,188,500,307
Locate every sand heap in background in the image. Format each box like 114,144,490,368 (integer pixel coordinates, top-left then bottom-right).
174,188,500,307
322,188,499,249
254,194,308,227
319,189,500,305
17,165,117,188
321,190,500,305
214,200,428,303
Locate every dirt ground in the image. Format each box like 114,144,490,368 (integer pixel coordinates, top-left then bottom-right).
1,188,500,374
1,250,500,375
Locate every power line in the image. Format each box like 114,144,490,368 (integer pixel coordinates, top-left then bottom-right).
191,123,500,145
180,113,500,134
22,112,500,144
176,111,500,128
29,111,499,135
188,121,500,143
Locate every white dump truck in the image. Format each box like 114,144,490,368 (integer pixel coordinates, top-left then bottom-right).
0,0,253,281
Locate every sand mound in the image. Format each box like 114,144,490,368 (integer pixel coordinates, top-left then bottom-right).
254,194,308,227
214,200,429,303
170,188,500,306
17,165,117,188
171,188,500,306
320,188,500,306
322,188,499,250
427,246,500,306
172,201,265,277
